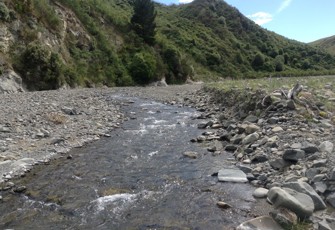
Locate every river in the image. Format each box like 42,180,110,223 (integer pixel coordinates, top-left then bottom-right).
0,94,264,229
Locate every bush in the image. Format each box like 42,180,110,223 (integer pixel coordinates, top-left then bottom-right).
129,51,157,85
17,44,64,90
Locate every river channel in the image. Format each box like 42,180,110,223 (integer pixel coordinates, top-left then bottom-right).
0,95,264,229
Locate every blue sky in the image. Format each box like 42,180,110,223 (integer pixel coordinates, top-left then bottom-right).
155,0,335,43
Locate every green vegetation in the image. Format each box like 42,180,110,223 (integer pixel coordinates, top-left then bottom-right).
1,0,335,89
0,2,10,21
131,0,157,45
14,43,64,90
311,35,335,55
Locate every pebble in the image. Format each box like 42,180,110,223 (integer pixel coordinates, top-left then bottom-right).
252,188,269,198
217,201,232,209
182,151,198,159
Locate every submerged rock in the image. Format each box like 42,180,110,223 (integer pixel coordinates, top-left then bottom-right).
218,169,248,183
236,216,284,230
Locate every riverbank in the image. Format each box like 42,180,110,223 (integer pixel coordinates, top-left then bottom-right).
182,77,335,229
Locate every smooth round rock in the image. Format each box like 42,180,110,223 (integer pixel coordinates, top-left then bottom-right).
253,188,269,198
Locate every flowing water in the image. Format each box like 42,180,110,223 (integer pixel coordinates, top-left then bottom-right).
0,95,265,230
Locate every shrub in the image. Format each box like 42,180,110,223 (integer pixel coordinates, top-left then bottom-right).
17,44,64,90
129,51,157,85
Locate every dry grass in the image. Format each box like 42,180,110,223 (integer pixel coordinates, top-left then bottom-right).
207,75,335,93
45,112,67,124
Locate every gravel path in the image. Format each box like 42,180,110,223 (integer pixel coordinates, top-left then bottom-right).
0,84,202,182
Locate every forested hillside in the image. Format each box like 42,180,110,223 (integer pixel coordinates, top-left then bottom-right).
311,35,335,56
0,0,334,90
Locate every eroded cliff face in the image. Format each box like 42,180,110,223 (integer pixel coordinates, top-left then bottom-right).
0,1,93,93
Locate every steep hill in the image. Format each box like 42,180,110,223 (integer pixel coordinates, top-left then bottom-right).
310,35,335,56
0,0,334,91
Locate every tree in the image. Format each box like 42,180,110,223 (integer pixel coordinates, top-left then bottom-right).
252,53,265,70
131,0,156,45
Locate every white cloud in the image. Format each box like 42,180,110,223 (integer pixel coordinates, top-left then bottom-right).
247,12,273,25
277,0,293,13
179,0,193,3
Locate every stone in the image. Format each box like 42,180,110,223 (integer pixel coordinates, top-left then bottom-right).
267,187,314,218
0,126,10,133
211,124,223,129
242,132,260,145
314,182,327,194
197,122,208,129
286,100,296,110
218,169,248,183
244,115,258,123
319,141,334,154
231,136,243,145
291,143,302,149
312,159,327,168
305,168,320,180
318,219,332,230
216,201,232,209
245,124,260,134
237,165,253,174
13,186,27,193
197,135,206,142
270,159,291,171
270,207,297,230
225,145,237,152
253,188,269,198
329,168,335,181
268,117,279,124
326,192,335,208
182,151,198,159
283,181,327,211
251,154,268,163
320,120,333,129
312,174,326,183
236,216,284,230
282,149,305,162
272,126,284,133
62,107,77,115
301,143,319,154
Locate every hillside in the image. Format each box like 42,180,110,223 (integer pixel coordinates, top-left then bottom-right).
311,35,335,56
0,0,335,91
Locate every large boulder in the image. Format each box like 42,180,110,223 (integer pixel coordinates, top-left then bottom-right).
283,181,326,211
0,70,24,94
268,187,314,219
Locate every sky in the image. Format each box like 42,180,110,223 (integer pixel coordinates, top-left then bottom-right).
155,0,335,43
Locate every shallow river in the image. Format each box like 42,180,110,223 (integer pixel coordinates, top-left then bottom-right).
0,95,263,229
